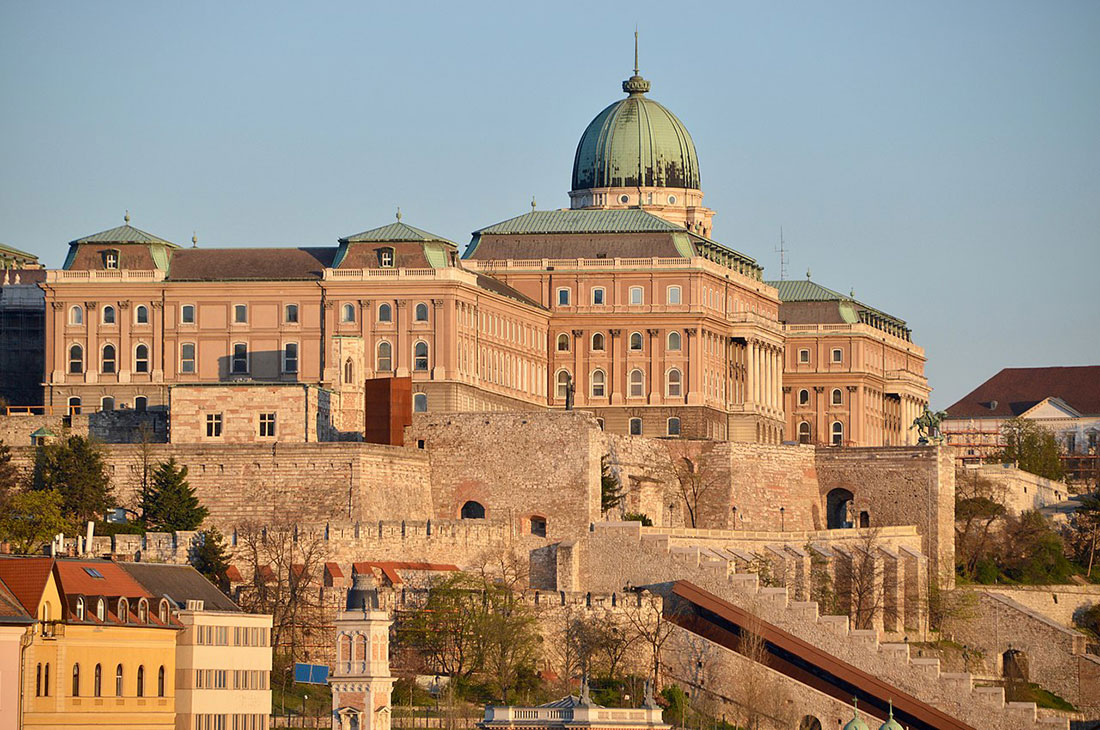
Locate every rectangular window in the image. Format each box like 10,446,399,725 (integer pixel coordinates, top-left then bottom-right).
667,286,681,304
181,304,195,324
798,348,810,364
233,304,247,324
206,413,223,438
831,348,843,363
283,343,298,373
629,287,643,305
259,413,276,438
180,343,196,374
104,251,119,269
284,304,298,323
592,288,605,305
232,343,248,374
557,288,571,306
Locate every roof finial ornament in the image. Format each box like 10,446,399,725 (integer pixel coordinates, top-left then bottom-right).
850,287,855,298
531,196,537,211
396,207,402,222
192,231,198,248
124,210,130,224
806,267,812,280
622,30,650,96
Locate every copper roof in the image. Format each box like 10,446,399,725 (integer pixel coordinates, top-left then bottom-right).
340,221,457,246
945,365,1100,419
71,223,177,247
475,209,683,235
167,247,336,280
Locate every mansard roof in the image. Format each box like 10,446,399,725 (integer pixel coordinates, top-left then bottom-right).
945,366,1100,419
475,209,683,235
166,247,336,281
71,223,178,247
0,241,39,261
339,220,458,246
120,562,241,612
769,277,911,341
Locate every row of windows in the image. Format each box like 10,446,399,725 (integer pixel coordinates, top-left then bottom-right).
555,285,682,307
193,713,268,730
556,330,683,353
68,343,151,375
554,368,683,399
795,388,849,407
36,662,166,698
66,304,153,326
621,416,680,436
74,595,168,623
798,347,845,364
67,300,433,328
798,420,845,446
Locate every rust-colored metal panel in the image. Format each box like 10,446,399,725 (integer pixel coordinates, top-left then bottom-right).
668,581,974,730
364,376,412,446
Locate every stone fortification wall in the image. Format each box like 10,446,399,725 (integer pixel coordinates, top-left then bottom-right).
972,585,1100,629
964,464,1071,515
942,590,1095,712
169,384,335,443
815,446,955,589
9,441,433,525
407,411,603,538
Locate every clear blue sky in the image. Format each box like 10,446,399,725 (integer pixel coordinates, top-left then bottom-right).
2,2,1097,409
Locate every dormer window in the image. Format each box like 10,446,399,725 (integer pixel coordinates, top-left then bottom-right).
96,598,105,622
117,598,128,623
76,597,85,621
138,599,149,623
104,250,119,269
379,248,395,268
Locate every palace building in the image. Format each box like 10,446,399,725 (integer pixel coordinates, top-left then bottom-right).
25,60,928,444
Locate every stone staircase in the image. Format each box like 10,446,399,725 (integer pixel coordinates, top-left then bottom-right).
586,523,1069,730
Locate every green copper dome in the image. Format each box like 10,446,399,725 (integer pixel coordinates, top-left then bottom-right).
571,71,701,192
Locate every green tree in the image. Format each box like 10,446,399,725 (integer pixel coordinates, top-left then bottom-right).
0,439,21,509
995,418,1065,481
1066,494,1100,579
601,456,623,515
0,490,70,554
1000,510,1075,584
141,458,208,530
191,527,232,592
31,435,112,524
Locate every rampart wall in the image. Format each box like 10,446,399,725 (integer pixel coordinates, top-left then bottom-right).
963,464,1071,515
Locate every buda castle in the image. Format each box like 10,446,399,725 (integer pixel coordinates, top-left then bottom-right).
27,60,929,445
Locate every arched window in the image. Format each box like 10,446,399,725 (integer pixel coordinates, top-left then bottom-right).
666,369,682,397
590,370,606,397
94,663,102,697
413,341,429,371
284,304,298,323
798,389,810,406
158,600,168,624
101,344,117,374
667,286,682,305
69,344,84,374
414,303,428,322
96,598,105,622
134,396,147,412
68,396,82,416
556,333,570,352
378,303,392,322
831,421,844,446
135,305,149,324
72,663,80,697
629,332,643,351
629,286,643,305
136,665,145,697
44,663,49,695
667,417,681,436
134,344,149,373
342,303,356,323
667,331,681,351
115,664,123,696
36,663,41,696
530,516,547,537
69,305,83,325
102,306,116,324
591,332,605,351
117,598,128,623
628,369,644,398
826,488,854,529
157,666,165,697
460,501,485,519
76,597,85,621
555,370,572,399
100,396,115,412
629,418,643,436
376,341,392,372
413,393,428,413
137,599,148,623
798,421,811,444
831,388,843,406
343,358,354,384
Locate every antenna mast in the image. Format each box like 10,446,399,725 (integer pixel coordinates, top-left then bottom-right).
774,227,789,280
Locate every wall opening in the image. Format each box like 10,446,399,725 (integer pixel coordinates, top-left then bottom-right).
460,501,486,519
530,516,547,538
826,488,854,529
798,717,822,730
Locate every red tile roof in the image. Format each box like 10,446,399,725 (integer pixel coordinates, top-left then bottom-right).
167,247,336,281
54,560,153,599
0,557,54,614
225,565,244,583
351,561,459,586
324,562,344,579
945,366,1100,419
0,578,33,623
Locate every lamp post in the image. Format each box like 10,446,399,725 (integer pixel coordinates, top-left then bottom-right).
303,693,308,719
780,506,785,532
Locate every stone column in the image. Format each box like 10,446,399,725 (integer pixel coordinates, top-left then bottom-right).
609,329,622,405
572,329,584,405
432,299,447,380
395,301,409,377
360,299,373,378
746,339,756,409
814,386,825,444
85,301,98,384
117,300,131,383
647,329,659,402
687,328,701,405
50,302,64,386
848,386,860,446
151,300,164,383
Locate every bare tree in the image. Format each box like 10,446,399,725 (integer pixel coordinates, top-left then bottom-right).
954,468,1007,580
669,455,723,529
621,591,676,686
837,529,885,631
726,612,794,730
234,520,329,664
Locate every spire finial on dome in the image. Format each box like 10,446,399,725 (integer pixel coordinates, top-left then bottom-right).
192,231,198,248
396,207,402,222
124,210,130,224
622,30,650,95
